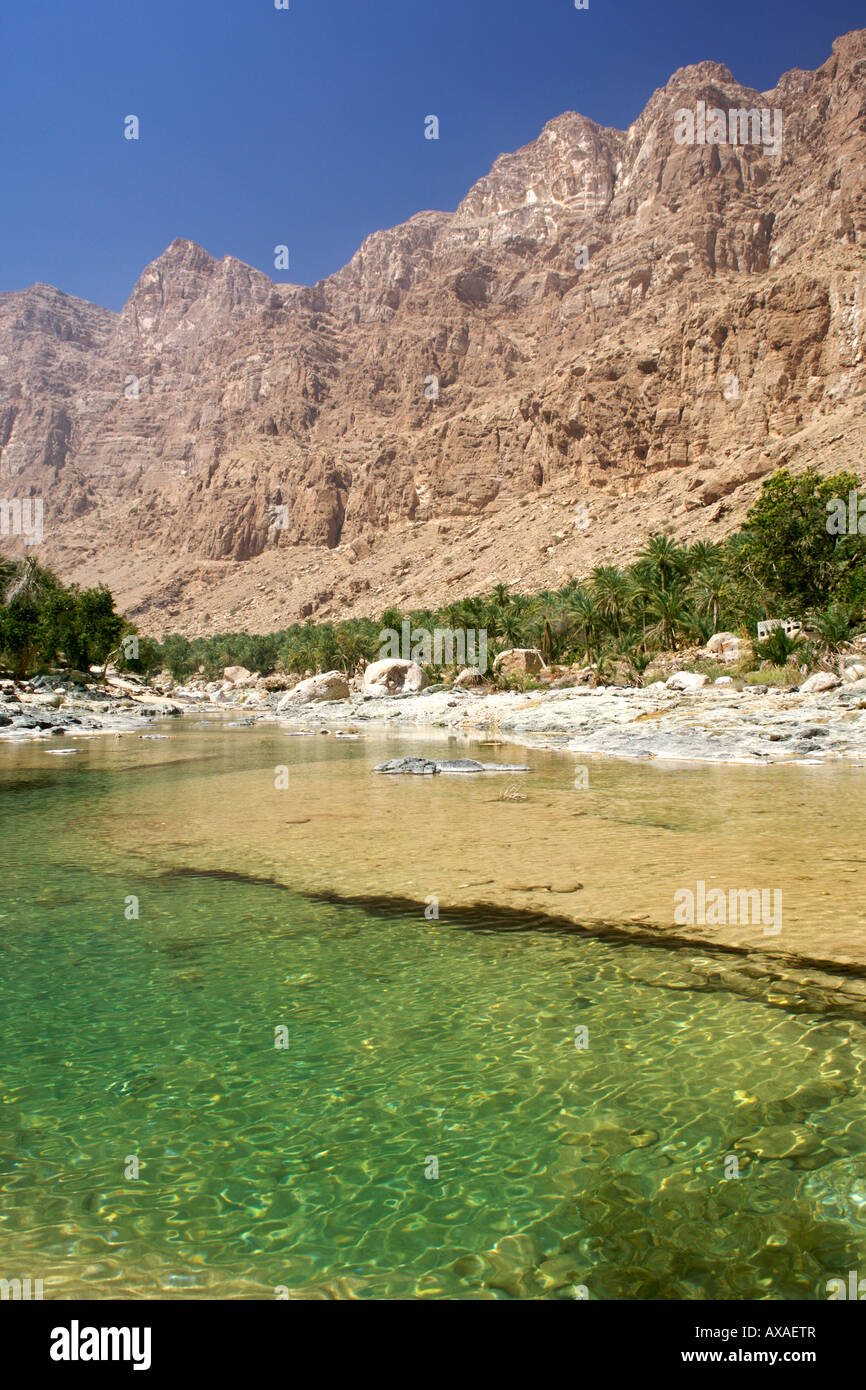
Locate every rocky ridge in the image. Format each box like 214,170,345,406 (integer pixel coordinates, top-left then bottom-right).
0,31,864,634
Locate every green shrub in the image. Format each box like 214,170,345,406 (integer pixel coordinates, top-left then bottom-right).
744,665,801,686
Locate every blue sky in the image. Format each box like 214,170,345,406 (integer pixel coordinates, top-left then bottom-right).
0,0,861,310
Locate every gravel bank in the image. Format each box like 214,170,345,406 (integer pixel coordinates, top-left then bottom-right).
4,675,866,767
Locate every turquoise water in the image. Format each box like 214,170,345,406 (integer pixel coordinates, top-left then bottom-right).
2,725,866,1299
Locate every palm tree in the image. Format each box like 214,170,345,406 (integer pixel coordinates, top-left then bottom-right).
440,602,465,630
590,565,630,638
685,539,723,576
755,626,803,668
636,535,687,596
624,571,652,649
4,555,47,606
500,608,526,646
810,602,852,659
689,563,728,635
540,618,554,666
334,623,379,675
613,633,652,686
568,588,602,664
479,600,504,645
645,583,692,652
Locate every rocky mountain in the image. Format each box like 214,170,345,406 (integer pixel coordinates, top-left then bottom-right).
1,30,864,635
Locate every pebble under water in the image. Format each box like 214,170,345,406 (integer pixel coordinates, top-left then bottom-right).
1,723,865,1299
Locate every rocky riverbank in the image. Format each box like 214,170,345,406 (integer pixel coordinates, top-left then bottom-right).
5,667,866,766
273,678,866,766
0,674,181,742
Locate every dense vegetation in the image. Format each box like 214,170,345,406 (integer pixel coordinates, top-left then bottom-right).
0,557,125,680
2,469,864,684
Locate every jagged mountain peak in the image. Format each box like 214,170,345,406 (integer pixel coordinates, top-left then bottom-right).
0,33,863,636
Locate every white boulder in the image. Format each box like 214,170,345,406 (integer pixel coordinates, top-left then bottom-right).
362,659,428,696
454,667,485,688
277,671,350,708
705,632,744,663
666,672,709,692
493,648,547,676
799,672,842,694
223,666,253,686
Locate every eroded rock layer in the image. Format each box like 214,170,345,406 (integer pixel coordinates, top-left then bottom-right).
0,31,864,633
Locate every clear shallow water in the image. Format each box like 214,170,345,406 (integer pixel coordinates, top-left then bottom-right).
2,723,866,1299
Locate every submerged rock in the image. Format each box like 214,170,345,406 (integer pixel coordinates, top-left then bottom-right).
374,757,530,775
375,757,440,775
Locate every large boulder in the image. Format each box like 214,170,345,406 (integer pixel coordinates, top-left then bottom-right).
223,666,254,686
841,661,866,684
666,671,709,692
453,667,486,688
705,632,746,663
800,672,841,694
546,665,599,688
362,659,428,696
259,673,297,692
277,671,350,708
493,648,547,677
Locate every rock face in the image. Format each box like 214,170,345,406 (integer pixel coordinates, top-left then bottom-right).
1,32,864,635
362,659,428,696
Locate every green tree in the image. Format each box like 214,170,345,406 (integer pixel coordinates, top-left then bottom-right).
590,565,630,638
635,536,687,596
645,583,692,652
689,563,728,635
739,468,865,610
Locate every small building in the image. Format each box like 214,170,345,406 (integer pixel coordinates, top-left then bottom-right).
756,618,802,642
